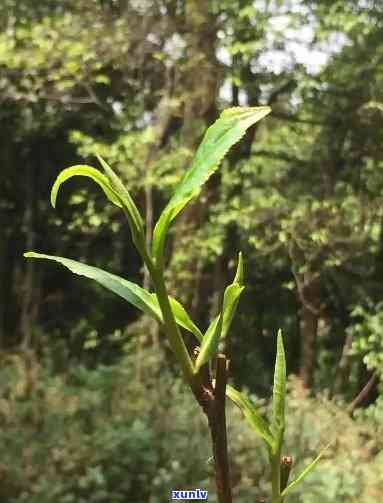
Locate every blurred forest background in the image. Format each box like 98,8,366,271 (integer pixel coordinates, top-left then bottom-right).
1,0,383,501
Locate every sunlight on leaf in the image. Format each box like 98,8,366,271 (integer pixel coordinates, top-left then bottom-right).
272,329,286,438
96,154,144,236
50,165,121,209
24,252,201,339
152,107,271,263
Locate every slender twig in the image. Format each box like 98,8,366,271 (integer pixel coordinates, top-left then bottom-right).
347,371,378,414
207,355,232,503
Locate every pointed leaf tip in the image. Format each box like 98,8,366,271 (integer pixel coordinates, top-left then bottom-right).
272,329,287,439
226,385,275,448
281,441,333,498
24,251,200,340
221,106,271,121
194,255,245,372
234,252,244,285
23,252,162,320
152,106,271,263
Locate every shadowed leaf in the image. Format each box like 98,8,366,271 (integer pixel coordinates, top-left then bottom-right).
194,315,222,373
226,385,275,448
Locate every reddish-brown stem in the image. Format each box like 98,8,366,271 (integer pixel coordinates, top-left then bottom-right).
207,355,232,503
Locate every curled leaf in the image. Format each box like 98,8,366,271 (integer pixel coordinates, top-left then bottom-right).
51,165,121,209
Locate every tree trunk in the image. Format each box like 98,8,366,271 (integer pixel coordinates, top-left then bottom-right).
171,0,220,315
333,331,353,395
299,302,318,388
296,272,323,388
0,229,5,347
19,162,37,349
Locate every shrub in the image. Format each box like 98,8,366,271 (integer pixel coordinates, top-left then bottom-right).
0,345,382,502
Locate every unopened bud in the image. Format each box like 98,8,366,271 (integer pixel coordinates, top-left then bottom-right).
280,455,293,492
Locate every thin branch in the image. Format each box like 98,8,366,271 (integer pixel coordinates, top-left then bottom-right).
271,111,324,126
80,82,111,111
254,149,308,166
347,371,378,414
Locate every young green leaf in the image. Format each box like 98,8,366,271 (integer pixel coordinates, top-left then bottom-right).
233,251,244,285
152,107,271,264
96,154,144,238
272,329,287,438
220,252,245,339
50,161,146,257
24,252,201,339
51,165,122,209
226,385,275,449
221,283,245,340
159,295,203,343
194,253,245,371
194,314,222,373
280,442,333,498
24,251,161,316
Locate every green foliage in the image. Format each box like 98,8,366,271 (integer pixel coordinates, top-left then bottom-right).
228,331,331,502
280,378,383,503
195,253,244,372
281,443,331,500
25,106,270,383
225,384,274,448
50,158,146,252
50,165,122,210
27,106,311,501
0,349,381,503
96,155,145,248
23,103,332,500
3,0,383,395
69,129,191,197
195,314,223,374
0,8,124,103
348,302,383,380
23,252,202,342
152,107,271,265
221,255,245,340
272,329,287,439
3,1,383,501
0,344,208,503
